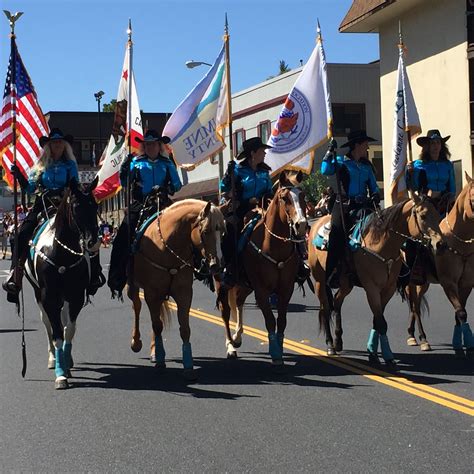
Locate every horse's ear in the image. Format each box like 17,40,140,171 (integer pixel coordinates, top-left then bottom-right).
465,171,473,183
278,171,289,187
200,201,212,219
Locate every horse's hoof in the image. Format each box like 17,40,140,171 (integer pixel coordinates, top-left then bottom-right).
55,378,69,390
327,347,337,356
334,341,343,353
183,369,198,382
272,363,286,374
155,362,166,370
368,352,380,364
385,359,398,370
271,358,284,367
454,349,466,359
48,358,56,369
130,339,143,353
407,337,418,346
226,351,238,359
465,348,474,360
150,353,156,363
232,339,242,349
66,370,72,378
420,341,432,352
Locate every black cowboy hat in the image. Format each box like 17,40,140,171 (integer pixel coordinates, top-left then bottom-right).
341,129,377,148
416,129,450,147
135,129,171,144
39,128,74,147
236,136,272,160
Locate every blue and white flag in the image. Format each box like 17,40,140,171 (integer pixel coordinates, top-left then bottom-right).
163,45,228,167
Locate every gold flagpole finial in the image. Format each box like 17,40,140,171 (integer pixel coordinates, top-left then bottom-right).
3,10,23,37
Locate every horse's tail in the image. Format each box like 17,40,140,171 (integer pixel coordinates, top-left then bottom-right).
160,301,172,329
318,284,334,333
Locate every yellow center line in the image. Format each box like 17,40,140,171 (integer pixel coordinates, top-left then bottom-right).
150,297,474,417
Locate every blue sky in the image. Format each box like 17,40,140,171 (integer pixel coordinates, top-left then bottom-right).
0,0,379,114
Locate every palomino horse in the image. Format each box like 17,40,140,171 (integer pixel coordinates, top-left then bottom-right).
217,171,308,366
128,199,225,380
308,194,445,365
25,179,100,389
404,173,474,358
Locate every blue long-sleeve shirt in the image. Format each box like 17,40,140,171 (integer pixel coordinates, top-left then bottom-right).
220,162,273,202
408,159,455,194
321,154,379,199
121,154,182,199
27,159,78,194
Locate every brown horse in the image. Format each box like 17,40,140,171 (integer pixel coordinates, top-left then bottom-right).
217,170,308,366
308,194,445,365
127,199,225,379
404,173,474,358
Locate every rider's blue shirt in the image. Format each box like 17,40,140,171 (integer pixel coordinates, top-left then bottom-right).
27,159,78,194
321,154,379,199
123,154,182,197
409,159,455,194
220,162,273,202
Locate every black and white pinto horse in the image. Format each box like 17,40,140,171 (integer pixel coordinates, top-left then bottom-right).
25,179,100,389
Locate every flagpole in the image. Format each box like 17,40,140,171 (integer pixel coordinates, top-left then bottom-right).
126,19,133,255
4,10,27,376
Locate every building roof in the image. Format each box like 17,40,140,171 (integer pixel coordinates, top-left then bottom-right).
172,177,219,200
339,0,395,32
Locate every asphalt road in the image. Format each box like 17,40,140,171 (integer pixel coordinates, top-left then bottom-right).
0,248,472,472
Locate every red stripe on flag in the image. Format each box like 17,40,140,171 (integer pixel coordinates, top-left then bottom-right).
93,171,121,202
15,141,34,168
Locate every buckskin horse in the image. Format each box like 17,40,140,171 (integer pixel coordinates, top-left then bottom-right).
216,170,308,367
25,178,101,389
127,199,225,380
403,173,474,358
308,193,445,365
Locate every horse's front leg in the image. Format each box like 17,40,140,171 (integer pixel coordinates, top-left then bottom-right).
40,308,56,369
412,283,431,351
217,283,238,359
144,289,167,369
127,284,143,354
61,300,81,379
458,286,473,359
232,285,252,349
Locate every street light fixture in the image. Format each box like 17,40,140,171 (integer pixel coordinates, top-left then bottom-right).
94,90,105,166
185,60,212,69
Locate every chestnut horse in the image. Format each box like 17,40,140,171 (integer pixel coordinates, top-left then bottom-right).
127,199,225,380
404,173,474,358
308,194,445,365
217,171,308,366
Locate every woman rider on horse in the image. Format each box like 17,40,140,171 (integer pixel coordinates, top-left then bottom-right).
2,128,105,301
405,129,456,283
107,129,182,297
321,129,381,288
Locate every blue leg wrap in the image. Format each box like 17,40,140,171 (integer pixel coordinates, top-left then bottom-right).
380,334,394,361
461,322,474,349
155,335,166,364
367,329,379,354
277,333,284,353
452,325,463,350
182,342,193,370
268,333,282,360
62,342,72,371
55,347,66,378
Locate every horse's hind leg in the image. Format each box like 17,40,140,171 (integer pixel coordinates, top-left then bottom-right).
332,277,353,353
232,286,252,349
255,290,282,366
413,284,431,351
175,291,198,381
39,304,55,369
128,285,143,354
459,286,473,359
315,280,334,356
406,284,419,346
217,283,238,359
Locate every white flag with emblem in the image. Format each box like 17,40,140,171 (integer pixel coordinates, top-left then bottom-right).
265,28,332,175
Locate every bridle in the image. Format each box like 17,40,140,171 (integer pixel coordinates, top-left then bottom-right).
444,181,474,246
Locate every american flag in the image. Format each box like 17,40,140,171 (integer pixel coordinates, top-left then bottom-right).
0,39,48,187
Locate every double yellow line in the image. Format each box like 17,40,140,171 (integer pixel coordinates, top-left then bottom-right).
162,300,473,416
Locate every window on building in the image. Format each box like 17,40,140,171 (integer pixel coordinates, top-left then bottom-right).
210,151,222,165
332,103,366,136
258,121,271,144
233,129,246,157
371,149,384,182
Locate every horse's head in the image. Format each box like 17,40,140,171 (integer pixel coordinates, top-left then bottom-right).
463,172,474,220
409,193,446,255
276,170,308,238
191,201,226,274
68,177,100,251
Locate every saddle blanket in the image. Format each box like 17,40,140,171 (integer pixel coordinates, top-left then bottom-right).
132,211,159,254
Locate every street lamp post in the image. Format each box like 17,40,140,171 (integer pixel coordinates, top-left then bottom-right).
185,60,224,200
94,90,105,166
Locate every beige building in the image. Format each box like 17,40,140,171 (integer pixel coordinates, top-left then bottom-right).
340,0,474,204
176,61,382,201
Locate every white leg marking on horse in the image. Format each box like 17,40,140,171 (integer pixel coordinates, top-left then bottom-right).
233,305,244,344
38,302,55,366
290,188,307,228
62,302,76,342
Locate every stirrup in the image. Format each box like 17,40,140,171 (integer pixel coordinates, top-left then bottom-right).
2,270,20,295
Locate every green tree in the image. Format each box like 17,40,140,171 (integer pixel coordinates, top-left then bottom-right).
300,170,328,205
278,60,291,75
102,99,117,113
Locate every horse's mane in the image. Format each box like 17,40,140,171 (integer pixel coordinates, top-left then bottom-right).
164,199,225,228
366,198,411,242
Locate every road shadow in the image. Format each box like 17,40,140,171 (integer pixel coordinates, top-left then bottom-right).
67,353,357,398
